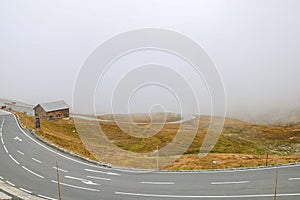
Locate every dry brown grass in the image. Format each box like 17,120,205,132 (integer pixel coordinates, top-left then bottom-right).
164,153,300,170
13,111,95,160
13,111,300,170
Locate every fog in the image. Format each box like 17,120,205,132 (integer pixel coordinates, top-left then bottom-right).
1,0,300,123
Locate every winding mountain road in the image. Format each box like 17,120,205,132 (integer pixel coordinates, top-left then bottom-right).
0,110,300,200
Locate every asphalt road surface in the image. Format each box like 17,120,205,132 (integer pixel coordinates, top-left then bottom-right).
0,110,300,200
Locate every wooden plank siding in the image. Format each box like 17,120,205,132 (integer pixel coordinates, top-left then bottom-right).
34,105,69,120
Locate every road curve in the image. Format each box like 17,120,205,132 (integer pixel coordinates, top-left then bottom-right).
0,110,300,200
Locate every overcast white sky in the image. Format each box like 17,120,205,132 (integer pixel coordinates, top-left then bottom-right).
1,0,300,121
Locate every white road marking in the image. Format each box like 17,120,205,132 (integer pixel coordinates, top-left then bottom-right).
22,166,44,179
53,167,68,173
65,175,100,185
0,176,3,180
37,194,57,200
17,150,24,155
288,177,300,181
107,172,121,176
3,145,8,154
14,136,22,142
211,181,249,185
9,154,20,165
32,157,42,163
51,180,100,192
19,187,32,194
1,137,4,145
141,182,175,185
6,181,15,187
115,192,300,198
87,176,111,181
85,169,121,176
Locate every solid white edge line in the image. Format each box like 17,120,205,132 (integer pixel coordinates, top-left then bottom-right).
37,194,57,200
19,187,32,194
87,176,111,181
32,157,42,163
9,154,20,165
6,181,15,187
211,181,249,185
53,167,68,173
22,166,44,179
288,177,300,181
17,150,24,155
3,145,8,154
115,192,300,198
141,182,175,185
51,180,100,192
1,137,4,145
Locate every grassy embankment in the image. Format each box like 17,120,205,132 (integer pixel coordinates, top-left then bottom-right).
13,111,300,170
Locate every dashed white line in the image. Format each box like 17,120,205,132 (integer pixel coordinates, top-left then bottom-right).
211,181,249,185
288,177,300,181
115,192,300,198
107,172,121,176
87,176,111,181
9,154,20,165
37,194,57,200
22,166,44,179
141,182,175,185
53,167,68,173
6,181,15,187
3,145,8,154
32,157,42,163
85,169,121,176
0,176,3,180
19,187,32,194
51,180,100,192
17,150,24,155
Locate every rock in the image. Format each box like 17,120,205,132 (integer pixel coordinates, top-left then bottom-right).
212,160,220,164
